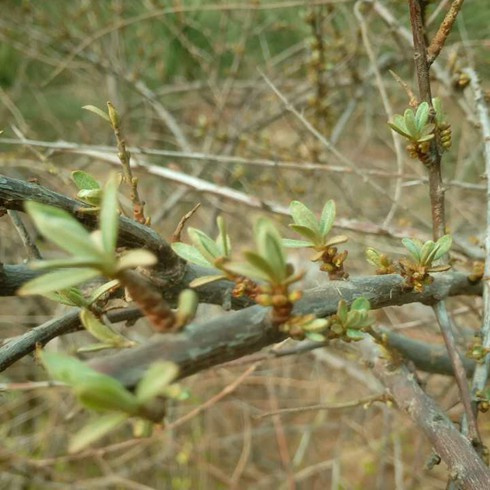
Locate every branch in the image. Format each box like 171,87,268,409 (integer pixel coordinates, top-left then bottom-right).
364,337,490,489
88,271,481,388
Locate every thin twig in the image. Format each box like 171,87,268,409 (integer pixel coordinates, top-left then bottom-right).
7,210,42,260
466,68,490,408
256,392,392,419
170,203,201,243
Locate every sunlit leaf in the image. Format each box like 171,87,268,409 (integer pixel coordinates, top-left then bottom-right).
116,249,157,272
75,375,139,413
135,361,179,404
40,352,95,385
69,413,129,453
189,274,226,288
171,242,212,267
415,102,430,131
432,234,452,261
188,228,222,263
403,108,417,137
18,268,100,296
256,221,286,282
289,224,321,245
72,171,100,191
319,200,336,237
419,240,435,266
351,297,370,311
401,238,423,262
80,309,132,346
216,216,231,257
243,251,276,281
324,235,348,247
87,279,120,305
25,201,103,258
44,288,87,307
366,248,381,267
305,332,326,342
289,201,320,234
30,257,104,270
282,238,314,248
225,260,271,283
82,104,110,122
346,328,365,341
100,175,119,255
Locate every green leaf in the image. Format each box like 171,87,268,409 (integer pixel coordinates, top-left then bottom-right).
243,251,276,281
80,309,132,346
176,289,199,326
289,201,320,234
415,102,430,131
44,288,87,307
305,332,326,342
282,238,314,248
40,352,96,385
432,234,452,261
216,216,231,257
100,175,119,255
188,228,222,263
87,279,120,305
256,220,287,282
366,248,381,267
403,108,417,138
25,201,103,259
72,170,101,190
30,257,104,270
225,260,271,282
337,300,348,324
69,413,129,453
346,328,365,341
116,249,157,272
77,189,102,206
189,274,226,288
171,242,212,267
351,297,370,311
18,268,100,296
82,104,110,122
325,235,348,247
388,118,411,139
75,375,139,413
135,361,179,404
289,224,321,245
401,238,423,262
319,200,336,237
302,318,329,332
419,240,436,266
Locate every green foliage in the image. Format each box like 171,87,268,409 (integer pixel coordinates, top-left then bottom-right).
401,234,452,268
328,298,375,341
171,216,231,287
388,102,435,143
40,352,182,452
18,176,157,296
283,200,347,250
226,218,294,286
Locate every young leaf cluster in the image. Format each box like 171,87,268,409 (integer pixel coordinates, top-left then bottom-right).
366,235,452,293
18,176,157,297
388,102,435,144
41,352,183,452
171,216,231,287
283,200,349,279
72,170,102,210
327,297,374,341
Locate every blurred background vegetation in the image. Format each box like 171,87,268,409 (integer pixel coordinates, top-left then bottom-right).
0,1,489,488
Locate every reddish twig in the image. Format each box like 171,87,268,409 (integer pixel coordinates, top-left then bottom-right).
427,0,465,66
